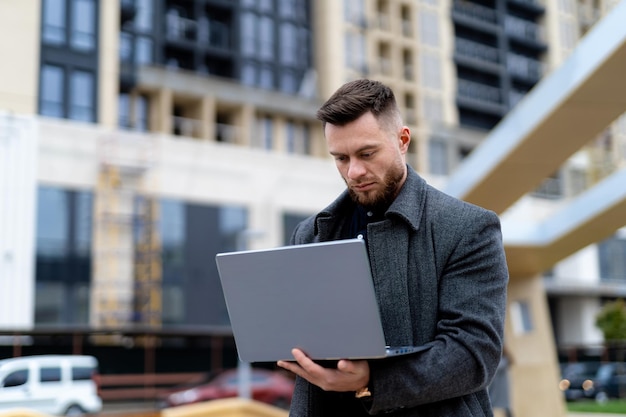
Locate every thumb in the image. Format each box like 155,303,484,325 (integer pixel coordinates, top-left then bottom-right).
337,359,354,373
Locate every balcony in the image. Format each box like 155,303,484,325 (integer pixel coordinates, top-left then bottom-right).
507,0,546,15
215,122,242,144
166,14,197,42
457,79,502,105
173,116,203,139
455,38,500,64
507,53,544,81
504,15,546,47
453,0,498,26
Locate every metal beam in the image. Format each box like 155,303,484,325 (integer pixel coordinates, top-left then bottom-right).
445,0,626,215
504,168,626,277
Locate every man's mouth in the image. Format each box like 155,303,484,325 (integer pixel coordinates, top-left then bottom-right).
352,182,375,192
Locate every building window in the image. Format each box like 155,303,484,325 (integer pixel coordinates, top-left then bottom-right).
279,0,298,18
42,0,96,51
35,187,93,325
135,36,153,64
420,53,441,89
419,10,439,47
118,93,150,131
429,140,449,175
283,212,311,244
423,95,443,122
40,65,65,118
39,65,96,122
258,0,273,13
255,116,273,149
160,200,248,326
134,0,153,32
286,121,310,155
280,23,298,66
259,16,274,61
280,70,297,94
259,66,274,89
69,70,95,122
71,0,96,51
344,0,366,26
510,300,534,335
43,0,67,45
598,234,626,282
345,32,366,73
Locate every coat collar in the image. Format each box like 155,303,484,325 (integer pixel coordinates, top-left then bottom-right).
314,166,426,237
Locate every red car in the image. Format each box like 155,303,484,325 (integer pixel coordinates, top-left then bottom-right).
159,368,294,409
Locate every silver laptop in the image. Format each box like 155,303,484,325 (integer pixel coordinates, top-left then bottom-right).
215,238,428,362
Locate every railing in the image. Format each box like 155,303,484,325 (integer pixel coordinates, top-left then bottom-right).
455,38,500,63
504,16,545,43
507,53,544,80
508,0,545,8
166,15,197,41
457,79,501,104
172,116,203,138
216,123,241,144
453,0,498,25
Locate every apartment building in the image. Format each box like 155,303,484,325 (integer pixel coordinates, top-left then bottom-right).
1,0,625,414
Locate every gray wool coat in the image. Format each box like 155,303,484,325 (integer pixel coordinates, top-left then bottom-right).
288,167,509,417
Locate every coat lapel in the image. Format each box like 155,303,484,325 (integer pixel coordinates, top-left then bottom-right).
367,221,414,346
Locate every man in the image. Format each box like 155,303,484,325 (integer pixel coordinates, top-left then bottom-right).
277,79,509,416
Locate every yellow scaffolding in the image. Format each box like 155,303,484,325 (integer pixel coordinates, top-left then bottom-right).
91,133,161,339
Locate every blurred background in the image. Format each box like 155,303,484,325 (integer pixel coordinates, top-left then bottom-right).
1,1,626,416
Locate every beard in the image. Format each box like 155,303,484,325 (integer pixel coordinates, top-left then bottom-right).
346,162,405,211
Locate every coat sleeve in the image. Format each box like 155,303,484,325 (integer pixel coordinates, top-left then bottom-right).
365,207,509,414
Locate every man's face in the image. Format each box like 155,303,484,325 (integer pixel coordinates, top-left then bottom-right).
325,112,411,209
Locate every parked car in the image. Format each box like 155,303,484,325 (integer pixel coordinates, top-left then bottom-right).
159,368,294,409
590,362,626,402
0,355,102,416
559,361,626,403
559,361,602,401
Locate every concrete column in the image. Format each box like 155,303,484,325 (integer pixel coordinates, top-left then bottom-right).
0,2,40,114
273,116,287,153
151,89,173,134
197,96,216,141
0,114,37,328
238,104,255,147
507,275,567,417
98,0,120,128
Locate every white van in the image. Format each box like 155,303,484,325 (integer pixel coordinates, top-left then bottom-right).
0,355,102,416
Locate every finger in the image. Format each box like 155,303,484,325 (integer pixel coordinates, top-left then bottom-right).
291,349,320,373
337,359,354,373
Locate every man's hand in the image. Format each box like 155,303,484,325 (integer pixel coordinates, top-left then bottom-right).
277,348,370,392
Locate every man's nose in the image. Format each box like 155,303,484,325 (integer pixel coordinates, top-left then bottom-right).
347,160,366,180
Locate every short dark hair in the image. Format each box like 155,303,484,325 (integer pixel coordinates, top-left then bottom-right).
316,79,401,131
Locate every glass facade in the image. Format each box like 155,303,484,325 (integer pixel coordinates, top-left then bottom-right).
35,186,247,327
598,234,626,282
282,212,311,245
35,187,93,324
39,0,99,123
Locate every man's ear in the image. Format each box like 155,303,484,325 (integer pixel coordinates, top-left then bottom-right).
399,127,411,153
